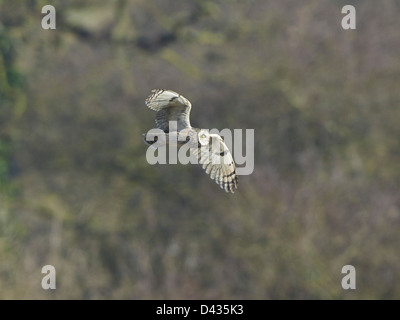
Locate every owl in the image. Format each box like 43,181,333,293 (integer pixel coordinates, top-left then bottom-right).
142,89,238,193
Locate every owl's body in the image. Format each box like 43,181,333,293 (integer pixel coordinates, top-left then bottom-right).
143,89,238,193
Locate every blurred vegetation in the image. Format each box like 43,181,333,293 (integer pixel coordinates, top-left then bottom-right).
0,0,400,299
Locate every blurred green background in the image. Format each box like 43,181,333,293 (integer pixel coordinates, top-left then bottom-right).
0,0,400,299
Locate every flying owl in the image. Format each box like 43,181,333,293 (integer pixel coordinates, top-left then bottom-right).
142,89,238,193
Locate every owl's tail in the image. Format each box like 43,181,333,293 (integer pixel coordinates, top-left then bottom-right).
142,132,185,147
142,133,158,147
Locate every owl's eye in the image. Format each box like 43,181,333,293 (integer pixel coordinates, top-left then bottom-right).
201,134,206,139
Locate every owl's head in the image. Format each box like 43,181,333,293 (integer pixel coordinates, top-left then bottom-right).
198,129,210,146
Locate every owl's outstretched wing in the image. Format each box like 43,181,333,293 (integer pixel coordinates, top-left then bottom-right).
191,134,238,193
145,89,192,132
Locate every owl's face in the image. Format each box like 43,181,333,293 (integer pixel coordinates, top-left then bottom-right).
198,130,210,146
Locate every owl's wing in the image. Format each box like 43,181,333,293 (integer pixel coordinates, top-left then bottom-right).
191,134,238,193
145,89,192,132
